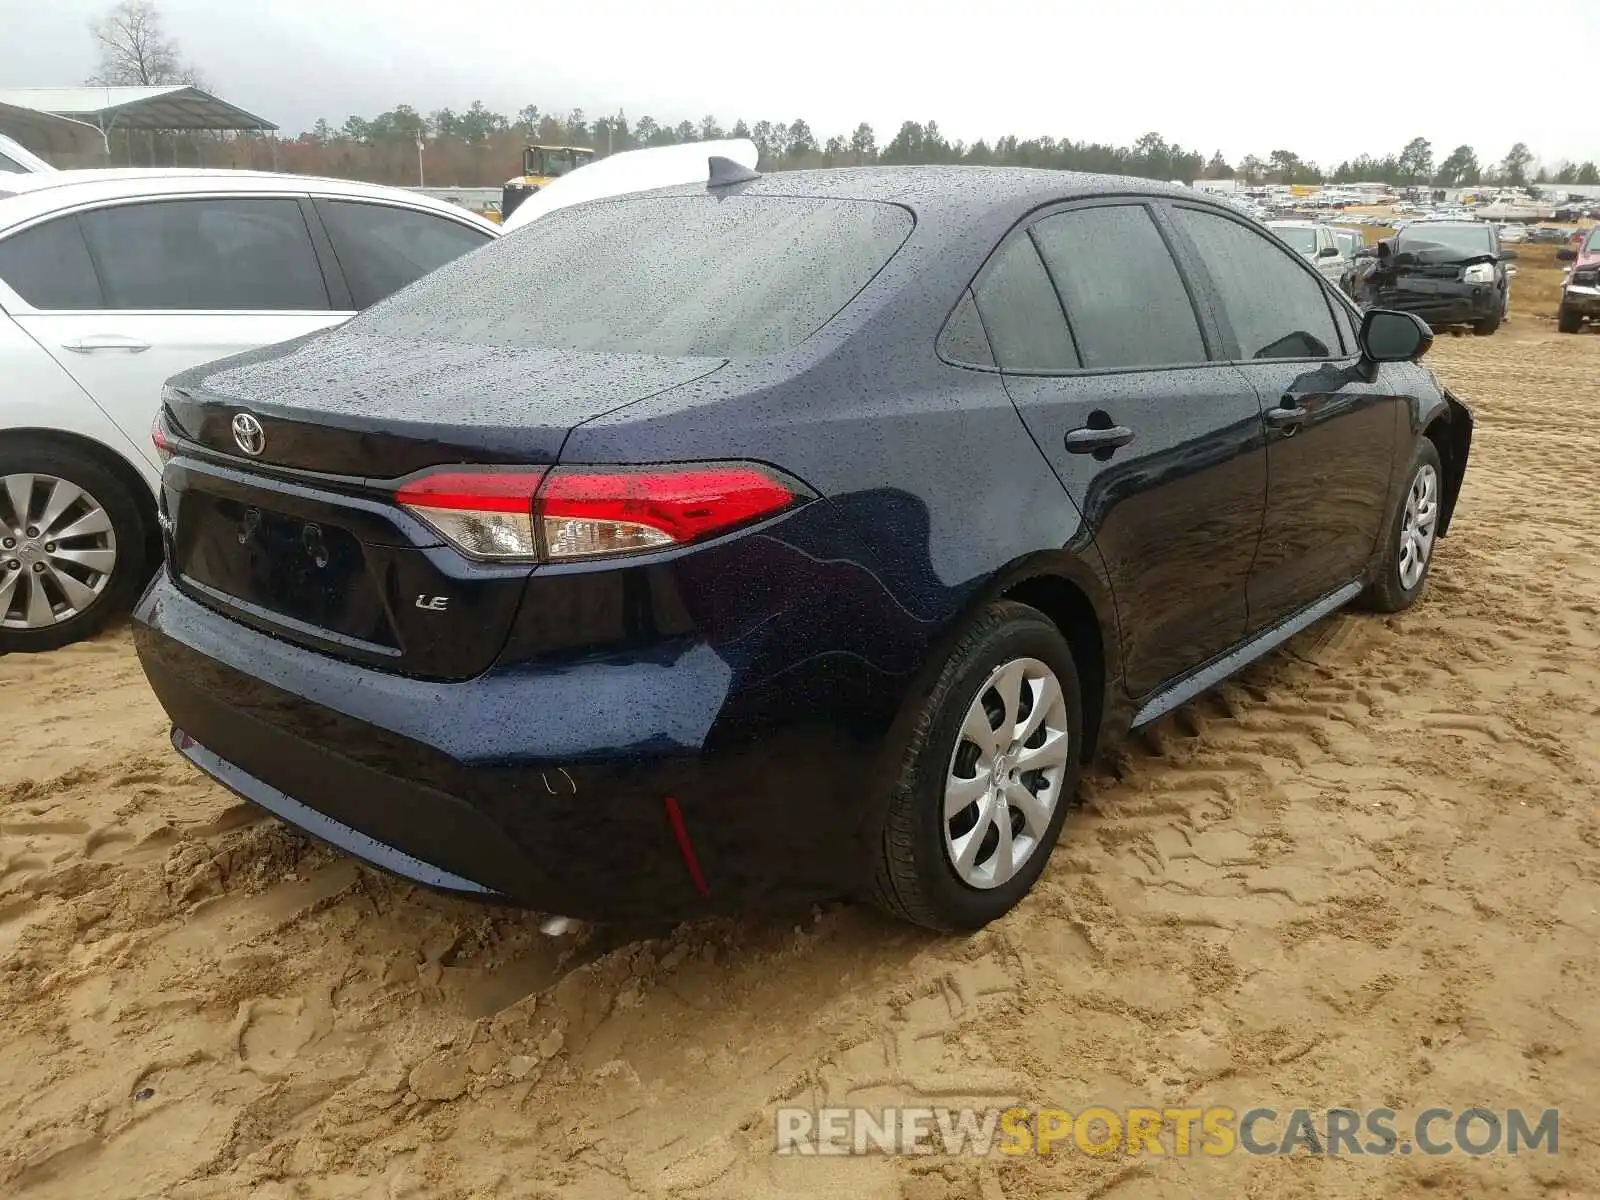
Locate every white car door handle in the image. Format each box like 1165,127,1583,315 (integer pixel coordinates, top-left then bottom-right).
62,334,151,354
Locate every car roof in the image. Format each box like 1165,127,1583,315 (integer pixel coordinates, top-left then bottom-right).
1266,218,1318,227
579,165,1245,260
0,133,54,173
634,164,1197,221
0,168,498,234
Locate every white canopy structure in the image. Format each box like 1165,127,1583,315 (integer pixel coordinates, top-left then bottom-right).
0,87,277,164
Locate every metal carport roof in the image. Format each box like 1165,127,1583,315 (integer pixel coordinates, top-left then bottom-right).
0,101,105,158
0,87,277,134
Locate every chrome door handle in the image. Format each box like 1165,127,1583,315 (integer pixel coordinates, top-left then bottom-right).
1265,395,1309,431
62,334,150,353
1064,425,1136,453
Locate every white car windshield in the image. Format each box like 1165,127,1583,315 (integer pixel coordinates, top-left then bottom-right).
1273,226,1316,253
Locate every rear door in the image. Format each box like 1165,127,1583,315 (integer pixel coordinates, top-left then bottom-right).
0,196,344,467
981,201,1268,698
1164,201,1405,630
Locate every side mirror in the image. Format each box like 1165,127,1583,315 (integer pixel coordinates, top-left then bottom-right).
1556,247,1576,262
1354,246,1377,259
1318,245,1339,257
1498,250,1518,262
1360,309,1432,364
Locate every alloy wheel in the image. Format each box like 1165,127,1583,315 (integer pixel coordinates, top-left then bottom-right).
1397,462,1438,591
943,657,1071,890
0,473,118,629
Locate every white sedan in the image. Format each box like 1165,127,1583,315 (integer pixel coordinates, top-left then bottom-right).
0,133,54,175
0,169,499,650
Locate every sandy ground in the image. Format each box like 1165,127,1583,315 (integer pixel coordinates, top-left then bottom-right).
2,315,1598,1199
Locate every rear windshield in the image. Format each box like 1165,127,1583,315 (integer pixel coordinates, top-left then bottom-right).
355,194,913,358
1395,223,1492,257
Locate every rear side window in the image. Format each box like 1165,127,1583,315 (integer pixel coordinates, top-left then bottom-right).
78,198,330,311
316,200,492,308
1171,207,1342,361
358,195,911,358
0,151,28,174
1031,206,1206,370
971,234,1076,371
0,216,103,309
938,289,995,368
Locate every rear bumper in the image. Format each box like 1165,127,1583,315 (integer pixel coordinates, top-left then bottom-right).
133,573,883,919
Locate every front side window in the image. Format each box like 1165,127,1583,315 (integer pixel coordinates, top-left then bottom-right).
316,200,492,308
1172,206,1342,361
77,198,329,311
0,216,103,309
1030,205,1206,371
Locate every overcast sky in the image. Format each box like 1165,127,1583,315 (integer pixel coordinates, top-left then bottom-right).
3,0,1597,168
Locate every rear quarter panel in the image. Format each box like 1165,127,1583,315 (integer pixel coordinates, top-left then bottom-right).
562,338,1119,727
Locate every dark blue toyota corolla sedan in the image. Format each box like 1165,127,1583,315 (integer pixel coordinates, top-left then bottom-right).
133,164,1472,930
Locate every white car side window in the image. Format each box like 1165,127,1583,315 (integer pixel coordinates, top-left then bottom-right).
77,198,331,312
0,217,105,309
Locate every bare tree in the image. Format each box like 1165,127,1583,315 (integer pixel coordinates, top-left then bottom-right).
87,1,202,87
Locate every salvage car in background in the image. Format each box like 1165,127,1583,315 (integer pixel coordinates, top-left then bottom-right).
1557,229,1600,333
1331,226,1363,262
0,170,499,650
1343,220,1512,335
1266,218,1347,282
135,166,1472,932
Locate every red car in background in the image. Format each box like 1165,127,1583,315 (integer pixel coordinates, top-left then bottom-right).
1557,228,1600,333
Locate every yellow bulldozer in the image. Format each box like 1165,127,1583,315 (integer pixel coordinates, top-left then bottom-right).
497,144,597,222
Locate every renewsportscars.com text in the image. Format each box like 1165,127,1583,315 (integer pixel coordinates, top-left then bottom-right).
775,1105,1559,1158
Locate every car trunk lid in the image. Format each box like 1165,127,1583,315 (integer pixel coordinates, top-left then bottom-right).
163,330,727,477
160,334,726,679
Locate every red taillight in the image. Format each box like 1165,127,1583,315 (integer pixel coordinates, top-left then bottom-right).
395,463,804,562
395,469,546,559
394,470,548,514
538,465,800,559
151,412,174,465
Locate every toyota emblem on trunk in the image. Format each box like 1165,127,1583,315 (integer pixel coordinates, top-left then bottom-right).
232,412,265,456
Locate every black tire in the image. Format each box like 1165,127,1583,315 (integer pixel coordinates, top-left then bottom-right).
1472,313,1500,336
1557,306,1582,334
0,438,151,653
1357,438,1443,614
871,600,1083,931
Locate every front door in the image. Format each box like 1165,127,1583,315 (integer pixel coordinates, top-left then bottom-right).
1164,202,1406,629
